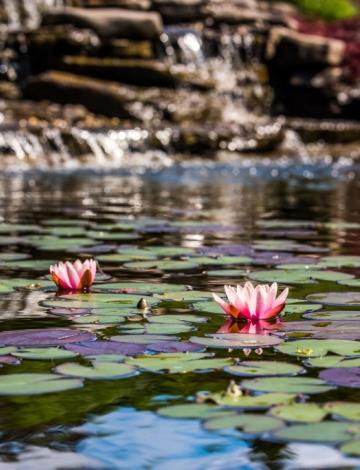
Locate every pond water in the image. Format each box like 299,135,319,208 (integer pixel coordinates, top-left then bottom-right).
0,160,360,469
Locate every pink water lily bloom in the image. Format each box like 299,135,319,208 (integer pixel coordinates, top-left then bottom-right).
213,281,289,321
50,259,96,291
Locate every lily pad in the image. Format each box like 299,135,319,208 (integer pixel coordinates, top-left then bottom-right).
276,339,360,358
13,347,77,360
320,367,360,388
148,314,207,324
206,269,249,277
307,292,360,306
250,270,354,285
206,392,296,409
190,334,283,349
273,422,360,443
340,441,360,456
126,352,231,373
120,323,195,335
224,361,303,377
324,402,360,421
156,291,213,302
242,376,334,394
124,260,199,271
147,341,205,353
157,403,226,419
55,361,137,380
0,328,95,346
270,403,326,423
306,356,360,369
303,311,360,321
65,341,146,356
111,334,179,344
94,282,187,294
283,303,323,315
0,373,83,395
203,413,283,433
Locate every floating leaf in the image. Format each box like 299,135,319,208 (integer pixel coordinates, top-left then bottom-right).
206,392,296,409
283,304,323,315
0,328,95,346
147,341,205,353
337,279,360,288
158,403,226,419
303,311,360,321
340,441,360,456
242,377,333,394
126,352,231,373
65,340,146,356
306,356,360,369
273,422,360,443
307,292,360,306
324,402,360,421
190,334,283,349
120,323,195,335
193,301,224,315
124,260,198,271
279,320,360,340
224,361,303,377
250,270,353,285
111,334,179,344
94,282,186,293
156,291,213,302
55,361,137,380
148,314,207,324
320,367,360,388
270,403,326,423
0,373,83,395
13,347,77,360
203,413,283,433
188,256,252,266
276,339,360,358
206,269,248,277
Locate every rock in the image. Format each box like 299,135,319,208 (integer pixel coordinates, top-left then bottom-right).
59,56,215,89
152,0,207,23
203,1,287,26
71,0,151,9
42,7,163,40
287,118,360,143
266,27,345,68
23,71,138,120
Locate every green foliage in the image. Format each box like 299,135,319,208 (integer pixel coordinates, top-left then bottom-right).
294,0,357,21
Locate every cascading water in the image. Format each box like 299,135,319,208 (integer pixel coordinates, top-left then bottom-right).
1,0,64,30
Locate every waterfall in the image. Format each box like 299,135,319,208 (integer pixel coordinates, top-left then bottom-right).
1,0,64,31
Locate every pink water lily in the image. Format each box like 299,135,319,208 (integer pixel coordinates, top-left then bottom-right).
213,281,289,321
50,259,96,291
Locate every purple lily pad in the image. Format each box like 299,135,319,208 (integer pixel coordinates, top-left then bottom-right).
147,341,205,353
252,252,318,266
50,308,91,317
0,355,20,365
67,244,117,254
198,244,254,257
0,329,95,347
65,340,146,356
320,367,360,388
280,321,360,340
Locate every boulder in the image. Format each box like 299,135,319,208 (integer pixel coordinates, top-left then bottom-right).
266,27,345,68
22,71,138,120
287,118,360,143
152,0,207,23
59,56,215,89
70,0,151,9
42,7,163,40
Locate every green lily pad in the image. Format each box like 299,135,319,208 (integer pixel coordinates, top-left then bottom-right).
111,334,178,344
72,314,126,325
42,293,155,310
158,403,228,419
340,441,360,456
120,323,195,335
306,356,360,368
242,376,334,394
0,373,83,395
319,256,360,269
190,334,283,349
303,311,360,321
203,413,283,433
95,251,158,263
206,269,249,277
276,339,360,358
324,402,360,421
0,278,54,294
270,403,326,423
307,292,360,306
94,282,187,294
273,422,360,443
337,279,360,288
124,260,199,271
148,314,208,324
2,260,56,271
86,231,139,241
188,256,252,266
224,361,303,377
250,270,354,285
45,227,88,237
193,301,224,315
126,352,231,373
0,253,31,262
28,236,97,251
206,392,296,409
86,354,126,362
13,347,77,360
143,246,195,257
284,304,323,315
156,291,213,302
55,361,136,380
